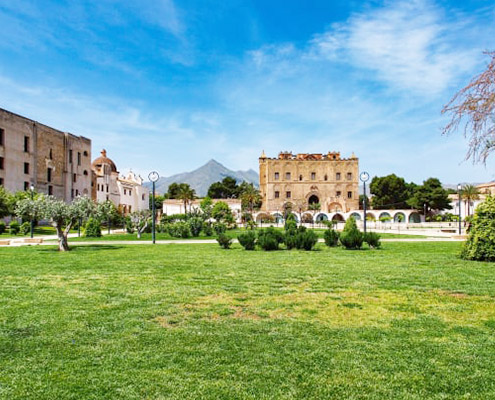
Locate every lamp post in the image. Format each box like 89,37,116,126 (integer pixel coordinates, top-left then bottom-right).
360,171,369,234
148,171,160,244
29,184,35,238
457,183,462,235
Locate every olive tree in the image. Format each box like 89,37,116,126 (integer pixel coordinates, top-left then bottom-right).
129,210,151,239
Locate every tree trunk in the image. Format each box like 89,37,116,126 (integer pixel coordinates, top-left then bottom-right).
56,225,69,252
137,231,141,239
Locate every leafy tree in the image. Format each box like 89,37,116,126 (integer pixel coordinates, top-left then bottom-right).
0,187,14,218
239,183,261,214
370,174,413,209
176,184,196,214
442,51,495,164
461,195,495,261
359,194,370,210
149,193,165,212
211,201,232,222
407,178,452,215
207,177,239,199
200,196,213,220
129,210,151,239
165,183,187,199
461,184,481,216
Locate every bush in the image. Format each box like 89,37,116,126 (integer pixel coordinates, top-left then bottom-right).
339,218,363,250
324,228,340,247
258,227,284,251
284,219,297,231
125,217,135,234
238,231,257,250
188,217,204,237
364,232,381,249
20,221,31,236
213,222,227,235
203,223,213,236
284,229,299,250
461,195,495,261
84,218,102,237
167,222,191,238
216,233,233,249
0,221,6,235
161,214,187,224
298,229,318,250
9,221,20,235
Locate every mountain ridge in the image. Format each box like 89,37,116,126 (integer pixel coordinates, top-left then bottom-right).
144,159,259,197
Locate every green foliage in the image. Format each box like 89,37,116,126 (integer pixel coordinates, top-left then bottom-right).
199,197,213,219
167,222,191,238
161,214,187,224
207,176,240,199
324,228,340,247
364,232,381,249
188,217,204,237
84,217,102,238
0,221,5,235
339,218,363,250
408,177,452,213
461,196,495,261
213,222,227,235
370,174,414,209
165,183,190,199
203,222,213,236
211,201,232,222
258,227,284,251
284,218,297,231
238,231,257,250
239,183,262,212
216,233,233,249
125,217,135,234
9,221,20,235
298,230,318,251
0,186,14,218
20,221,31,236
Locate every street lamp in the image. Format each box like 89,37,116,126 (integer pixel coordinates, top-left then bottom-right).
148,171,160,244
29,184,35,238
457,183,462,235
360,171,370,234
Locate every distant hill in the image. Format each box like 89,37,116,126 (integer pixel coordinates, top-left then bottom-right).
145,159,259,197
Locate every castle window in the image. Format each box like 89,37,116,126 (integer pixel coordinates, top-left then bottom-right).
311,172,316,180
124,189,127,195
336,172,341,180
24,181,29,191
142,194,145,201
77,152,81,166
69,150,73,163
286,191,291,198
106,185,109,193
47,168,52,182
73,173,77,183
336,191,341,197
24,136,29,152
83,151,88,157
274,172,279,180
48,185,53,195
24,162,30,174
71,189,74,198
49,149,53,160
128,206,132,213
0,128,4,146
324,174,328,181
83,170,88,176
275,191,280,198
0,156,3,170
299,175,303,181
76,189,79,196
347,191,352,199
285,172,291,180
347,172,352,180
0,178,3,186
129,189,132,196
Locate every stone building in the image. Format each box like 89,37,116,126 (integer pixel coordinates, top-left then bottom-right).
91,149,149,214
259,150,359,213
0,108,92,200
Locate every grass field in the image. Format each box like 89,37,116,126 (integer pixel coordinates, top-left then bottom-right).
1,242,494,399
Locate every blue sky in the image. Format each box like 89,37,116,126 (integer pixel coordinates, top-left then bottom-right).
0,0,494,184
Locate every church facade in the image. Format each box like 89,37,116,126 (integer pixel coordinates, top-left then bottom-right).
259,151,359,213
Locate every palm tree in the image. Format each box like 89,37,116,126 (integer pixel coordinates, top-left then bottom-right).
240,184,261,215
461,185,480,216
177,184,196,215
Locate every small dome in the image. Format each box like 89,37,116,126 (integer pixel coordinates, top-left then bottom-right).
91,149,117,173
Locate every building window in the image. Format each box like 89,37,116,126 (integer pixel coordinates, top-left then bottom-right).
73,173,77,183
0,128,4,146
97,184,100,191
69,150,73,164
0,156,4,170
286,191,291,198
83,150,88,157
128,206,131,213
275,191,280,198
299,175,303,181
347,173,352,180
77,152,81,166
0,178,3,186
24,162,29,174
124,189,127,195
24,181,29,191
285,172,291,180
324,174,328,181
347,191,352,199
75,189,79,196
311,172,316,180
48,185,53,195
47,168,52,182
106,185,109,193
336,172,341,180
336,191,341,197
129,189,132,196
142,194,145,201
24,136,29,152
83,170,88,176
49,149,53,160
274,172,279,180
71,189,74,198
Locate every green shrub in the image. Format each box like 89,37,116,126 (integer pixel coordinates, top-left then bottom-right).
324,228,340,247
284,219,297,231
0,221,6,235
298,230,318,250
188,217,204,237
20,222,31,236
203,223,213,236
9,221,20,235
284,229,299,250
238,231,257,250
364,232,381,249
84,218,102,237
216,233,233,249
161,214,187,224
339,218,363,250
213,222,227,235
125,217,135,234
258,227,284,251
461,195,495,261
167,222,191,238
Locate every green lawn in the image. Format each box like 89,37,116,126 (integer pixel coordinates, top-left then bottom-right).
1,242,494,399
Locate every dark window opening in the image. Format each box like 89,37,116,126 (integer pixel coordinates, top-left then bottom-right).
347,173,352,180
69,150,73,163
24,181,29,191
347,191,352,199
24,162,29,174
49,149,53,160
24,136,29,152
324,174,328,181
285,172,291,180
47,168,52,182
311,172,316,180
274,172,279,180
336,172,341,180
286,191,291,198
308,195,319,204
0,128,4,146
83,170,88,176
73,173,77,183
0,156,4,170
48,185,53,195
77,152,81,166
299,175,303,181
83,150,88,157
336,191,342,197
0,178,3,186
275,191,280,198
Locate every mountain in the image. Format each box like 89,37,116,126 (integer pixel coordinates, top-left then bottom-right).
145,159,259,197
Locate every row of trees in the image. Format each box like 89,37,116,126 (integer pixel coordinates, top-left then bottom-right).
368,175,481,216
